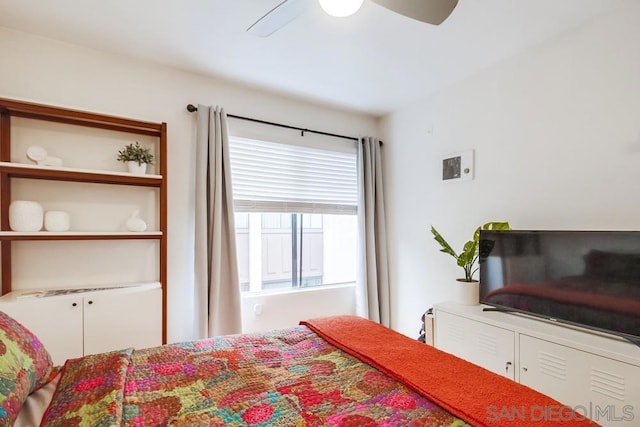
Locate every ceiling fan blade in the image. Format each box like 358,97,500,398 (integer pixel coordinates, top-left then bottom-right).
247,0,314,37
370,0,458,25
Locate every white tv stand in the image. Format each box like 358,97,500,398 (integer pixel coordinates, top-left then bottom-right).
433,302,640,426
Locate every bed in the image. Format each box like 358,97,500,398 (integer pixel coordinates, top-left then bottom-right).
1,311,598,426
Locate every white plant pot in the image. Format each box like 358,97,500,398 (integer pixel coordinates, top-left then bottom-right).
9,201,44,232
126,161,147,175
454,279,479,305
44,211,71,232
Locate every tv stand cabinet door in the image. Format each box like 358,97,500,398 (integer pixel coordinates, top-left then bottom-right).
520,335,639,426
435,310,515,380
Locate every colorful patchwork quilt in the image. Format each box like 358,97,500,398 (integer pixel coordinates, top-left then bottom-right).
37,316,598,427
40,326,468,426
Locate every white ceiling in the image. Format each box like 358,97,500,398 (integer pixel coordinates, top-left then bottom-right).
0,0,631,116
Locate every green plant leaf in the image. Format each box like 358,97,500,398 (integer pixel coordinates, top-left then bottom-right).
431,226,458,259
432,221,511,282
486,221,510,230
117,141,154,165
457,240,477,267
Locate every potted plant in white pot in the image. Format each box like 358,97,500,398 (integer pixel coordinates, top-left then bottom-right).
431,221,511,305
117,141,154,175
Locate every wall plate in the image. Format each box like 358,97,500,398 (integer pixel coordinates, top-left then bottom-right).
442,150,474,182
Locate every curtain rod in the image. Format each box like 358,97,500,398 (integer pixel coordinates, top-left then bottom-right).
186,104,364,143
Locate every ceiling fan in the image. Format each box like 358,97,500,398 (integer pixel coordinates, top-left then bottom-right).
247,0,459,37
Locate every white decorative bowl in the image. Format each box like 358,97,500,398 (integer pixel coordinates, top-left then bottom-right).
26,145,48,162
44,211,71,232
9,201,44,232
126,216,147,232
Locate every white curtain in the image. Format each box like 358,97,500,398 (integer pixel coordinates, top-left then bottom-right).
194,105,242,338
356,136,391,327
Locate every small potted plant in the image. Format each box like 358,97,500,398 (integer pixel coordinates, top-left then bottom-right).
431,221,511,304
117,141,154,175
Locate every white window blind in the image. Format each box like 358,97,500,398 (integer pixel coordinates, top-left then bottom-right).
229,137,357,214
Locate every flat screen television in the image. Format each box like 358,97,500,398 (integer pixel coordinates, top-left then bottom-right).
478,230,640,345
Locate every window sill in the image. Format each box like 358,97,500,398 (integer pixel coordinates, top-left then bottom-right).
241,282,355,298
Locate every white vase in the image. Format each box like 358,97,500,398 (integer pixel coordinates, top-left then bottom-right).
9,201,44,232
125,210,147,232
454,279,479,305
126,161,147,175
44,211,71,231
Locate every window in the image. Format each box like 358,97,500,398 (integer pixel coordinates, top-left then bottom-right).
230,137,357,293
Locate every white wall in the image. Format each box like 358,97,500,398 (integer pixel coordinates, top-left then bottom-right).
0,27,378,342
382,3,640,336
241,285,356,333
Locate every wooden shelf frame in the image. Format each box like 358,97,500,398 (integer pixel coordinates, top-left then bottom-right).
0,231,163,241
0,162,162,187
0,97,168,343
0,98,164,136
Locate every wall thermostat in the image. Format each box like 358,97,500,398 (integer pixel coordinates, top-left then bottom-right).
442,150,474,182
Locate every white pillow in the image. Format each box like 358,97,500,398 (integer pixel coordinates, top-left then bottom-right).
14,373,61,427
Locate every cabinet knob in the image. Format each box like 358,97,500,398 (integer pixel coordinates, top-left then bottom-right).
88,300,93,305
522,367,528,372
505,361,512,373
72,302,77,307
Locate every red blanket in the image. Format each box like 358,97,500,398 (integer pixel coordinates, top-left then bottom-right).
302,315,599,427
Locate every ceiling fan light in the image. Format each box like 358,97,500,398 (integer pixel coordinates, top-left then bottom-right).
318,0,364,18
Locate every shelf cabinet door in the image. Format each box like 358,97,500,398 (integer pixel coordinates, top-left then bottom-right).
0,296,83,365
520,335,639,426
435,310,515,379
83,287,162,356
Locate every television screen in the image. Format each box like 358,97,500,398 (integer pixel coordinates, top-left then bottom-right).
478,230,640,344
